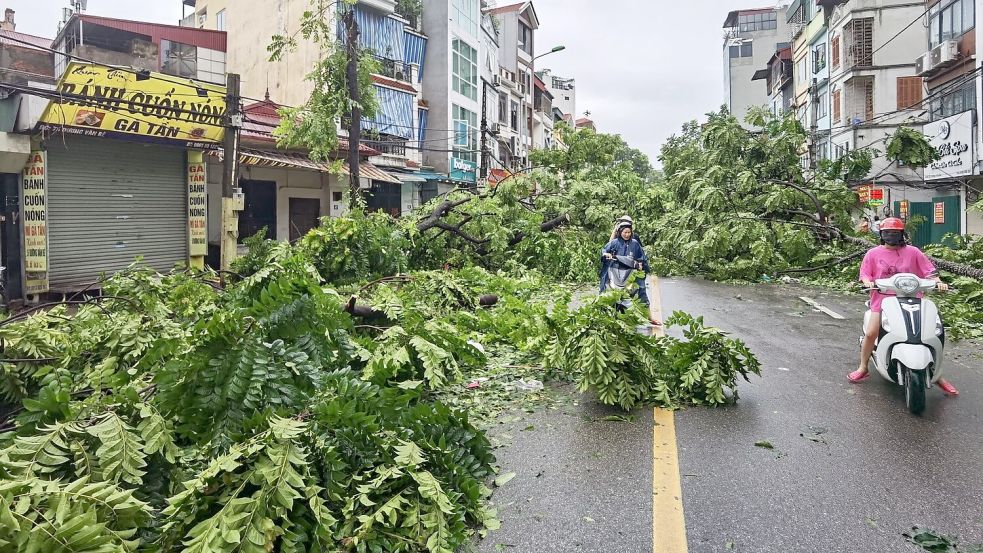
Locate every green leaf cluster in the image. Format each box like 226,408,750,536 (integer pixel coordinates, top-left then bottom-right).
537,293,761,410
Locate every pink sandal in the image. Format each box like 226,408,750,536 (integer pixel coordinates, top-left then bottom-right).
848,369,870,383
938,380,959,396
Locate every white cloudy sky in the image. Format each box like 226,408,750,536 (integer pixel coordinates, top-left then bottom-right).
12,0,767,163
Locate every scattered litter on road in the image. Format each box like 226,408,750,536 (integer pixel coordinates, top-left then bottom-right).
754,440,775,450
467,339,486,353
776,367,790,371
494,472,517,487
507,379,544,392
725,541,736,550
583,516,595,523
522,425,535,432
800,427,829,447
799,296,846,319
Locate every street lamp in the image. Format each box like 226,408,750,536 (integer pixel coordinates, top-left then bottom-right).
533,45,566,61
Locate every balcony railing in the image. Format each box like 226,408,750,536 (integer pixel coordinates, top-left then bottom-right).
377,58,413,82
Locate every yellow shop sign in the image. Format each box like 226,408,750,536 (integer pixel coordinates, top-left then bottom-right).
39,62,226,148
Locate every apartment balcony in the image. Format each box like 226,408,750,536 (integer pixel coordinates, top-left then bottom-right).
376,58,414,83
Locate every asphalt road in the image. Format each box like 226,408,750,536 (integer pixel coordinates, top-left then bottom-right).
480,278,983,553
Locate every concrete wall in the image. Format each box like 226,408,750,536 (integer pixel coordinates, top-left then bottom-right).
422,0,451,173
192,0,325,107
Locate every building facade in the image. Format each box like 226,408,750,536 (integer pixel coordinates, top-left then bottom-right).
827,0,927,193
421,0,482,184
486,1,538,168
539,68,575,123
918,0,982,236
186,0,423,225
723,6,792,124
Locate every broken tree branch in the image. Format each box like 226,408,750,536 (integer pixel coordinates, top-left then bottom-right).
778,251,866,275
508,213,571,247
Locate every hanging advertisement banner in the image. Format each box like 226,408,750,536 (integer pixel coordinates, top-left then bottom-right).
22,150,48,272
38,62,226,149
856,184,872,203
22,150,49,295
187,152,208,257
898,199,910,220
868,187,884,207
934,202,945,224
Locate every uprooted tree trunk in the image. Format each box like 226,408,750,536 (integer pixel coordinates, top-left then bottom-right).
416,192,571,252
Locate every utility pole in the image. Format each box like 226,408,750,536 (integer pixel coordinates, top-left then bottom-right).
809,77,819,171
220,72,242,280
480,77,489,181
344,9,362,209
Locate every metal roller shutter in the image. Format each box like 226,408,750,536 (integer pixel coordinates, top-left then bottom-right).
46,137,187,288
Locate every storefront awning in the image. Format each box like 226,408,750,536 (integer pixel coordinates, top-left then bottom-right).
413,170,447,181
392,172,427,183
342,161,402,184
223,148,401,184
239,149,325,171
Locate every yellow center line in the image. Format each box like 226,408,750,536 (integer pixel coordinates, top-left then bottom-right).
647,276,688,553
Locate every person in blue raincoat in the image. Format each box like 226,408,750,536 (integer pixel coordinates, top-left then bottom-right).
600,220,649,302
599,216,650,305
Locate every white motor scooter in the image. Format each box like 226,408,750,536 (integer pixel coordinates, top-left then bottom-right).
862,273,946,415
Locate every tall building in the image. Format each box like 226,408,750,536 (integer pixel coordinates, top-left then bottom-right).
539,68,575,124
722,5,792,124
421,0,483,185
479,6,501,173
485,1,538,168
917,0,981,236
827,0,926,190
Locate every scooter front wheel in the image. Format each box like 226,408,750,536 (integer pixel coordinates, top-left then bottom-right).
903,364,927,415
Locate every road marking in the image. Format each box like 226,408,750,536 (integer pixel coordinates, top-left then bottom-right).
799,296,845,319
647,276,689,553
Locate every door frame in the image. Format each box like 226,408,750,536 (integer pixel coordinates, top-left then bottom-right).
0,173,22,304
287,196,322,242
238,179,278,241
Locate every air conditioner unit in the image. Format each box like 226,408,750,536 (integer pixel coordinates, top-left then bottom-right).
493,75,502,87
197,13,207,26
490,122,501,134
394,69,407,81
915,52,931,75
930,40,959,68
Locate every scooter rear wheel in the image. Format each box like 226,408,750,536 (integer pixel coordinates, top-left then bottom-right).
903,364,927,415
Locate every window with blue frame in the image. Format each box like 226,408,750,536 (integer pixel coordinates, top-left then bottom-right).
452,0,479,37
929,0,975,49
452,38,478,101
453,104,478,163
